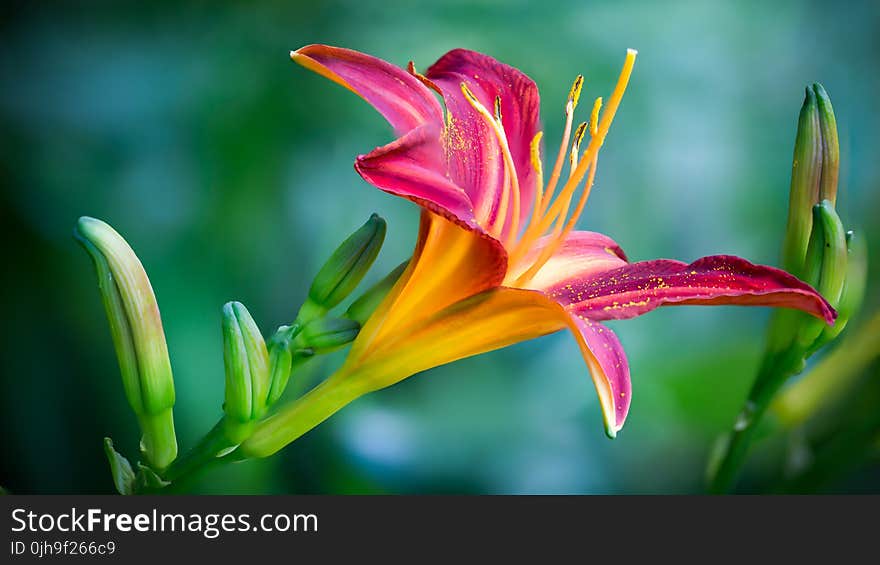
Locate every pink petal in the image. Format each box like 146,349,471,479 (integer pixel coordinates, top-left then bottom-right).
512,230,629,290
548,255,837,323
292,44,443,135
566,315,632,437
355,124,482,232
293,45,486,232
425,49,541,232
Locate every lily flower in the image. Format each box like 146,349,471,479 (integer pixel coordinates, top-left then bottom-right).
241,45,834,457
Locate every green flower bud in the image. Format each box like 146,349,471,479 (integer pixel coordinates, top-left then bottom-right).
796,201,847,350
75,217,177,469
265,325,296,407
814,84,839,205
300,317,360,354
344,260,409,325
303,214,386,318
781,84,841,276
781,86,822,275
815,230,867,347
221,301,270,438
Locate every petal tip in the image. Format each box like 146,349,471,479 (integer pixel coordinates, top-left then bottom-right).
604,423,618,439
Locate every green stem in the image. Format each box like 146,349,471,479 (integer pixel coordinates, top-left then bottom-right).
708,347,805,493
136,408,178,472
161,419,237,484
239,370,367,458
156,346,343,488
772,310,880,428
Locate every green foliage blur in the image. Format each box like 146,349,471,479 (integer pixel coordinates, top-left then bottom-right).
1,0,878,493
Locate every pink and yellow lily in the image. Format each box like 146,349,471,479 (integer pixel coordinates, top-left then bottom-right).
241,45,834,456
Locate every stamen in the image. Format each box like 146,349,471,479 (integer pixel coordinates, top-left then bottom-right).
513,154,599,286
494,95,503,122
561,153,599,238
568,74,584,113
511,75,584,266
590,97,603,136
460,83,522,243
407,61,442,95
540,50,636,231
540,75,584,217
512,49,637,285
568,122,588,179
528,132,544,225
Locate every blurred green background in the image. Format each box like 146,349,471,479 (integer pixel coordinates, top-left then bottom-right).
1,0,878,494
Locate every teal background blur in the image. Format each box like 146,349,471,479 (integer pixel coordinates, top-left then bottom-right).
2,0,878,493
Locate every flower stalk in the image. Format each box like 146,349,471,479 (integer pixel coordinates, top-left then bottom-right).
708,83,862,493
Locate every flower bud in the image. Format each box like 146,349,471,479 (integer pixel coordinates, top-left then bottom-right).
344,260,409,324
303,214,386,319
816,230,867,347
221,301,270,441
796,201,847,350
781,86,822,275
300,317,360,354
814,83,839,205
781,84,841,277
265,325,296,407
75,217,177,469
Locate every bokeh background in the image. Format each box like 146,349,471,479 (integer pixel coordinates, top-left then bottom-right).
2,0,878,494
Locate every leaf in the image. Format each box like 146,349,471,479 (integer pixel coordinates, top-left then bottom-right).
103,437,136,495
135,463,171,492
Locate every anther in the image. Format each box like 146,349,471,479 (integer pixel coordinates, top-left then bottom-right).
569,122,588,178
590,97,603,136
567,75,584,112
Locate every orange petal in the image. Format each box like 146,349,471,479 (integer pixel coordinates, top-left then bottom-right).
343,287,566,392
350,211,507,363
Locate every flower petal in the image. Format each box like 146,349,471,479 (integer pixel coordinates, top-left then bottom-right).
292,44,443,134
425,49,541,231
509,230,629,289
355,125,480,231
548,255,836,323
349,211,508,362
349,288,567,388
292,45,486,232
565,315,631,438
351,282,632,438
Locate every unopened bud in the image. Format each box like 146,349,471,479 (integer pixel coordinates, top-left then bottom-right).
344,261,409,324
781,84,841,277
304,214,386,319
75,217,177,469
815,230,867,348
300,317,360,354
796,201,847,349
781,87,822,275
221,301,270,440
814,84,839,205
265,325,296,407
